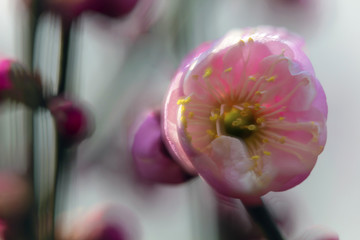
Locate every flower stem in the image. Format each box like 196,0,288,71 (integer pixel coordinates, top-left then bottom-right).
246,200,285,240
26,0,43,239
49,18,72,240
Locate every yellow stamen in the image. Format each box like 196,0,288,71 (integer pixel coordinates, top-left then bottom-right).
248,37,254,43
180,105,186,114
256,117,265,124
188,112,194,119
248,125,256,131
279,116,285,121
262,138,269,143
224,67,232,73
279,136,286,144
206,129,218,138
209,114,219,121
203,67,213,78
266,76,276,82
249,76,257,81
263,151,271,156
180,116,187,128
251,155,260,160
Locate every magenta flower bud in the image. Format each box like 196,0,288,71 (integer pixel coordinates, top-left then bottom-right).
0,59,13,94
0,59,44,109
25,0,138,23
163,27,327,204
86,0,138,18
131,110,195,184
47,97,92,144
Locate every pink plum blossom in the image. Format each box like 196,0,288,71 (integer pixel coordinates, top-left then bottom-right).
162,27,327,204
131,110,195,184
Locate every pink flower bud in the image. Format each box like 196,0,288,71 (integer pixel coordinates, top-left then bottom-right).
162,27,327,204
47,97,92,144
131,110,195,184
27,0,138,23
0,58,44,109
0,59,13,94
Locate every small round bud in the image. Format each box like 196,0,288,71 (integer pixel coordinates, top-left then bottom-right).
47,97,93,144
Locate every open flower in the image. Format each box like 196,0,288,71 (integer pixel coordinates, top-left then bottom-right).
162,27,327,204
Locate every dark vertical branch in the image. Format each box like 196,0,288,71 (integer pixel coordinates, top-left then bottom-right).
246,200,285,240
49,19,72,240
26,0,43,239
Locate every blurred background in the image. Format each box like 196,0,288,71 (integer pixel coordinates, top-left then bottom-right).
0,0,354,239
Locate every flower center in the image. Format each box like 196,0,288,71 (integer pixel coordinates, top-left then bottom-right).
223,107,257,139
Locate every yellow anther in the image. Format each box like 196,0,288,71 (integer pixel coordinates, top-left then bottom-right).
248,76,257,81
180,105,186,114
248,37,254,43
254,103,261,110
177,96,191,105
206,129,218,138
209,114,219,121
255,91,262,95
242,102,250,108
188,112,194,119
177,99,184,105
232,119,242,126
180,116,187,128
266,76,276,82
248,125,256,131
224,67,232,73
203,67,213,78
263,151,271,156
192,75,199,80
240,110,248,117
279,137,286,144
256,117,265,124
279,116,285,121
262,138,269,143
183,96,191,104
238,39,245,46
251,155,260,160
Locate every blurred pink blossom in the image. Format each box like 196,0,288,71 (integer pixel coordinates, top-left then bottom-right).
0,59,13,95
162,27,327,204
131,110,195,184
294,226,339,240
0,172,32,220
57,205,140,240
22,0,139,23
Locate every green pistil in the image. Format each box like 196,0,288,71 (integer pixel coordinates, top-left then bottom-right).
223,107,257,139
